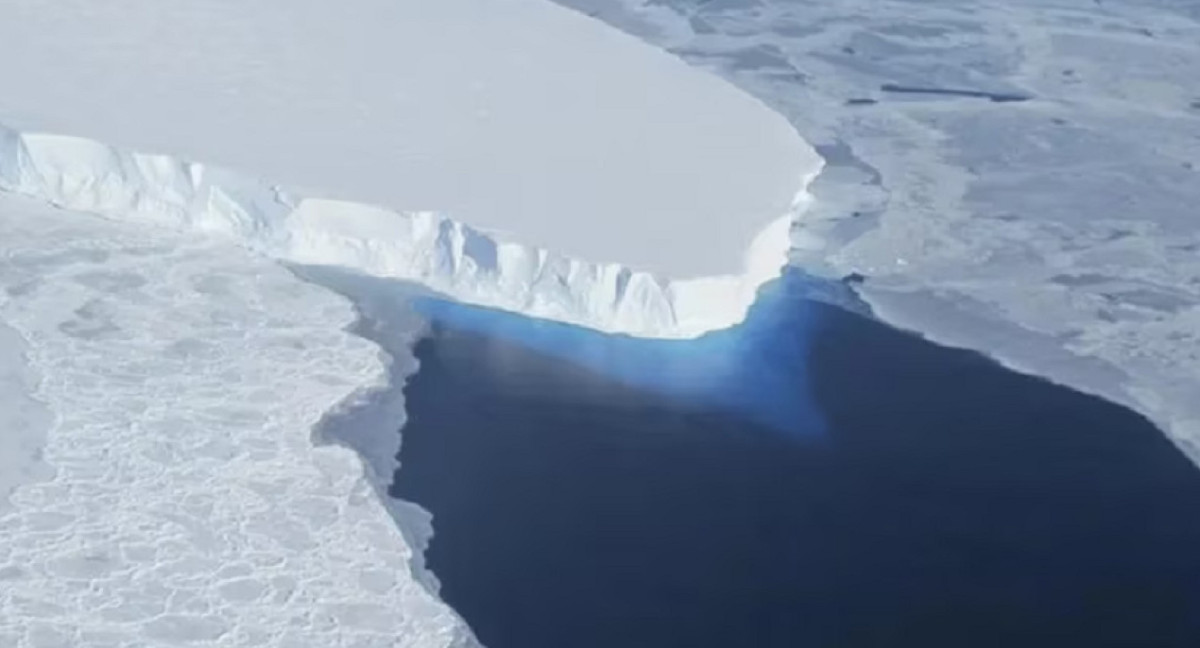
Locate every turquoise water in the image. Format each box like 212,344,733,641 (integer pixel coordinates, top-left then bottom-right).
411,277,826,441
394,271,1200,647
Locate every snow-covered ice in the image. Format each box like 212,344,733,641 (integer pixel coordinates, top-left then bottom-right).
562,0,1200,459
3,0,1199,643
0,0,827,339
0,319,52,510
0,0,816,284
0,123,814,338
0,196,473,646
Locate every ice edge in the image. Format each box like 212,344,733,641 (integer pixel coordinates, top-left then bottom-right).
0,120,819,645
0,122,823,339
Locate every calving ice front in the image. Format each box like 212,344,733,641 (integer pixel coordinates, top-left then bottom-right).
0,0,820,338
0,123,820,338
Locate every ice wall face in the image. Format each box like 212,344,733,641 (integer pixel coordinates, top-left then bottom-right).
0,124,819,339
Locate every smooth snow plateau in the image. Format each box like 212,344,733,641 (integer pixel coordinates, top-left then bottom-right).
0,0,819,329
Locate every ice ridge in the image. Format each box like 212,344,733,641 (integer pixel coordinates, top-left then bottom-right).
0,123,822,338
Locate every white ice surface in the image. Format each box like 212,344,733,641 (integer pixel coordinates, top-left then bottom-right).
564,0,1200,459
0,0,816,282
0,122,813,338
0,196,473,647
0,318,52,511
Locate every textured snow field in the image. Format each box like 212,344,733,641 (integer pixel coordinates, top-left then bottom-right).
0,320,52,510
563,0,1200,458
0,196,473,647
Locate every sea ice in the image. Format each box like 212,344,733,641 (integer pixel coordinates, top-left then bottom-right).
0,319,52,510
0,196,474,647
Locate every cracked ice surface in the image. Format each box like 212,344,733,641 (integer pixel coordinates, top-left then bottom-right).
561,0,1200,459
0,197,472,647
0,318,52,510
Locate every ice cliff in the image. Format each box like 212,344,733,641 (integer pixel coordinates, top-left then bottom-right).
0,123,821,338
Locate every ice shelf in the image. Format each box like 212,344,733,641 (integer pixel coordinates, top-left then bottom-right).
0,0,819,310
0,123,818,338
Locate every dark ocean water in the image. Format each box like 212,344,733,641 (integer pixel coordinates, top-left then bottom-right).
391,272,1200,648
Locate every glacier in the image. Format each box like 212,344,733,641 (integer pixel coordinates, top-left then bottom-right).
0,0,814,282
0,1,823,646
0,123,818,338
0,0,823,339
5,0,1198,645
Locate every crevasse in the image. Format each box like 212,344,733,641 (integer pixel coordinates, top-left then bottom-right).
0,122,822,338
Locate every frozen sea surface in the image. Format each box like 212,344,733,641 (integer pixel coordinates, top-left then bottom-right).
557,0,1200,458
0,196,472,647
0,319,52,510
